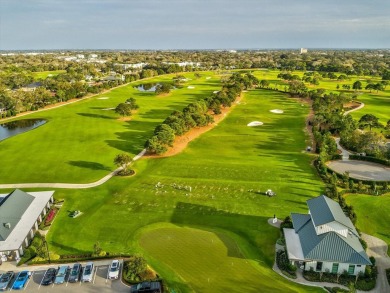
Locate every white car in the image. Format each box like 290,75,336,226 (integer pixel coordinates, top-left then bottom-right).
82,262,94,282
108,260,120,280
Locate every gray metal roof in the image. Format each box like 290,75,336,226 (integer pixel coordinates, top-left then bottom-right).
0,190,54,251
307,195,356,233
291,213,311,232
0,189,34,241
294,213,371,265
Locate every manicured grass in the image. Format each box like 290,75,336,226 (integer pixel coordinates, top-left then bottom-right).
31,70,66,79
45,87,323,291
3,70,388,291
138,225,319,293
345,193,390,255
0,72,221,183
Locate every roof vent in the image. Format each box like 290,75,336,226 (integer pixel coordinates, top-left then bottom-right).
4,223,11,229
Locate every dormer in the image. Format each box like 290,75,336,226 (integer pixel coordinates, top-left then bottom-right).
307,195,358,238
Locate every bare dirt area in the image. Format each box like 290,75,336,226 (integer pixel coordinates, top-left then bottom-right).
145,95,243,158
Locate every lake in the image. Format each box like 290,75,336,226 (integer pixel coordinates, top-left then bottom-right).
0,119,47,141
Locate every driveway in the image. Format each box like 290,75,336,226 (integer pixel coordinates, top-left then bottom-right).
326,160,390,181
362,233,390,293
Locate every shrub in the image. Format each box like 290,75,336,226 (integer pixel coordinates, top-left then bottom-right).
275,250,296,278
355,278,376,291
386,268,390,285
123,255,151,283
324,287,349,293
369,256,376,266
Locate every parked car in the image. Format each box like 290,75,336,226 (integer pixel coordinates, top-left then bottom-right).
12,271,30,290
68,263,82,283
108,259,120,280
0,271,14,291
130,281,162,293
81,262,94,282
54,265,69,284
41,268,57,286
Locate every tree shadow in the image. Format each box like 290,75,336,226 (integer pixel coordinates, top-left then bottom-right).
68,161,111,171
77,113,114,119
170,201,277,263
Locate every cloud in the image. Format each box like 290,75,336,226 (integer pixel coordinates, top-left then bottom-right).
0,0,389,49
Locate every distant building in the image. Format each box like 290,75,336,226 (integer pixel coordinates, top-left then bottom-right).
300,48,308,54
0,189,54,262
283,195,371,276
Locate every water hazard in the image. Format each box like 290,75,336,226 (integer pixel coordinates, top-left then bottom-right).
0,119,47,141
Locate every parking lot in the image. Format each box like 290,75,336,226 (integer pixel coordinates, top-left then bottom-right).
0,260,130,292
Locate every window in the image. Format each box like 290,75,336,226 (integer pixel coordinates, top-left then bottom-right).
332,263,339,274
348,265,355,275
316,262,323,271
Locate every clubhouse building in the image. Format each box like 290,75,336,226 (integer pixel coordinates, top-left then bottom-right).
284,195,371,276
0,189,54,262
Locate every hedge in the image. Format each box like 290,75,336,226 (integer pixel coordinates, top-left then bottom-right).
29,253,132,265
349,155,390,167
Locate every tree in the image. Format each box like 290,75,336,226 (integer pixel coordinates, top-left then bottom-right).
352,80,362,91
114,153,133,174
259,79,270,88
155,83,172,95
154,124,175,146
115,103,132,117
358,114,381,131
125,97,139,110
145,136,167,154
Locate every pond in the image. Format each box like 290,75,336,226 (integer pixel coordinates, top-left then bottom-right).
134,83,177,92
0,119,47,141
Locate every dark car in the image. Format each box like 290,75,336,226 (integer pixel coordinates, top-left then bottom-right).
0,271,14,291
41,268,57,286
68,263,82,283
130,281,162,293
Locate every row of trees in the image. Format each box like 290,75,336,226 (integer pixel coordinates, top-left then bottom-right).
145,73,258,154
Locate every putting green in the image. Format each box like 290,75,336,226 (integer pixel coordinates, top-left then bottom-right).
139,226,319,293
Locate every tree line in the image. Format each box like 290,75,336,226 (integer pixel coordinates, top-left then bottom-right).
145,73,258,154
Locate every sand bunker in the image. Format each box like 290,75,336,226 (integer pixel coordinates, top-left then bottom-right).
97,97,109,100
102,107,115,111
187,86,195,89
247,121,263,127
206,77,211,79
213,90,219,94
270,109,284,114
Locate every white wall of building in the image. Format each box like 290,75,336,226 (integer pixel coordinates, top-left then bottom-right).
305,260,365,275
315,221,348,238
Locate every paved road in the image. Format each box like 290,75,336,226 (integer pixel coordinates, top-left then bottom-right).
0,149,146,189
327,160,390,181
362,233,390,293
335,138,351,160
344,102,365,116
0,260,130,292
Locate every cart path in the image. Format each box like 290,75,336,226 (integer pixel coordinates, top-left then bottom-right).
0,149,146,189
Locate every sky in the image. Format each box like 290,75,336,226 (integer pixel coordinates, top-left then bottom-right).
1,0,389,50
